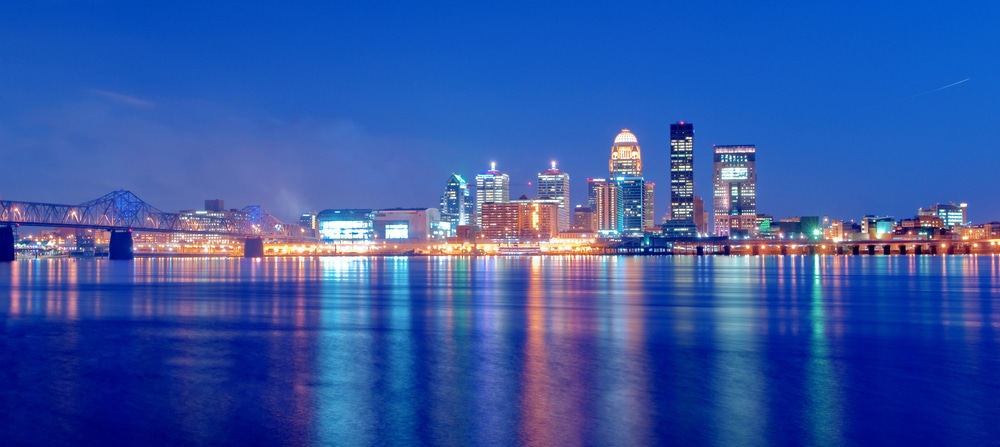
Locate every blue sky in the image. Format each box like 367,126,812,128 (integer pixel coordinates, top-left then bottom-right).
2,1,998,222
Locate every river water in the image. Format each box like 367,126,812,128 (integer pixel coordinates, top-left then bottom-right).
1,256,999,446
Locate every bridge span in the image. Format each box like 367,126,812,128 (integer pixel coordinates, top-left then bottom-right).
0,190,309,261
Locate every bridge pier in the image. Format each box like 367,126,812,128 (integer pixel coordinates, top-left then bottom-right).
723,245,731,256
807,245,816,256
780,245,788,256
752,245,760,256
836,246,845,255
930,245,938,255
882,245,891,255
867,245,876,256
244,237,265,258
915,245,923,255
1,225,15,262
852,245,860,256
109,230,134,260
899,245,907,255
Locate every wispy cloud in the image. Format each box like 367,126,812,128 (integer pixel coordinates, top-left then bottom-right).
90,89,156,109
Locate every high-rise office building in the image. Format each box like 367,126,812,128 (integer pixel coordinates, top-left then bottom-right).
618,177,646,234
643,182,655,230
440,173,473,235
475,162,510,226
537,162,570,232
713,145,757,237
587,178,619,232
669,122,694,221
608,128,649,235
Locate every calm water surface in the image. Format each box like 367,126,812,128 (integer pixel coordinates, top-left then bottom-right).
1,256,999,446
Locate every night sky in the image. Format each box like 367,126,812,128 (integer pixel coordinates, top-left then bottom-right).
2,1,998,223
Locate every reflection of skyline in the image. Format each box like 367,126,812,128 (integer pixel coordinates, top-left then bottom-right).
3,256,1000,444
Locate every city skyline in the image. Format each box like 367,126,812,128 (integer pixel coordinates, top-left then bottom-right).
1,2,997,223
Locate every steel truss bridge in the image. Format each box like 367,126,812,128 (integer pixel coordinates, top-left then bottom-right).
0,190,301,235
0,190,310,260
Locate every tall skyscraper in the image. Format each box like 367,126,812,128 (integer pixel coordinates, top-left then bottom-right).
587,178,619,232
713,145,757,237
608,128,649,235
440,173,472,234
537,161,570,232
669,122,695,221
474,162,510,226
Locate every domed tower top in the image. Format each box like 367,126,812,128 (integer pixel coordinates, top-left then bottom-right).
609,128,642,177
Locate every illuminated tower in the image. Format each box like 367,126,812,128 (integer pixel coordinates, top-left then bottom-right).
440,173,472,234
474,162,510,227
669,122,695,221
537,161,570,232
608,128,649,235
609,128,642,177
713,145,757,237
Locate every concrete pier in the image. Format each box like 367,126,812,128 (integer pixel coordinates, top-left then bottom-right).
109,230,134,260
0,226,15,262
244,237,265,258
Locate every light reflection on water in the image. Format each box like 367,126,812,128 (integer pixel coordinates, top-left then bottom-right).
1,256,1000,445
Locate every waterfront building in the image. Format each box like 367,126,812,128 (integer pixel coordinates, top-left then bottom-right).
299,212,317,238
860,215,895,240
713,144,757,237
316,209,375,242
299,213,316,230
918,202,968,228
375,208,440,242
479,200,559,242
537,162,571,232
572,206,597,231
439,173,473,236
474,163,510,227
669,122,695,221
693,196,708,235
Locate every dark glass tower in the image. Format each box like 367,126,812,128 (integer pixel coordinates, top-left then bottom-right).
440,173,472,234
669,122,695,221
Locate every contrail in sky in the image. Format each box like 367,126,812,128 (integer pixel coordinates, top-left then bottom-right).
871,78,970,109
901,77,970,100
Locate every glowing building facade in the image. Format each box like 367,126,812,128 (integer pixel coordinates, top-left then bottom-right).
588,178,620,233
474,163,510,227
317,209,375,242
536,162,570,232
919,202,968,228
713,145,757,237
610,129,643,177
608,128,651,235
479,200,559,241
